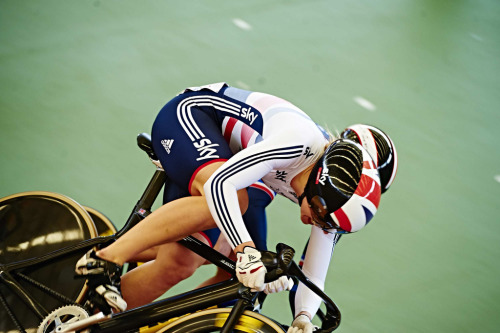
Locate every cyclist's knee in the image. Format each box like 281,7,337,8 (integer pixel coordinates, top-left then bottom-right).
163,261,198,284
154,245,204,285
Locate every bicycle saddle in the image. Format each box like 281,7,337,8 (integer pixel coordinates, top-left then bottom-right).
137,133,159,160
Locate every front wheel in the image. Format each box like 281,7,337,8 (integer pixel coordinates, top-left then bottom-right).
155,308,286,333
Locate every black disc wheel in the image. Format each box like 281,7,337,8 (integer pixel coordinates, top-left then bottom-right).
0,191,97,333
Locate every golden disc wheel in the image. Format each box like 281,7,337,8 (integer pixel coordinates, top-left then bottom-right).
153,307,286,333
83,205,117,237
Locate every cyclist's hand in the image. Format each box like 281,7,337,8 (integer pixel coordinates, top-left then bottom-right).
264,276,294,294
287,314,316,333
236,246,266,291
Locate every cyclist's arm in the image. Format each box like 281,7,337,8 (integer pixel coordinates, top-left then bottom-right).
293,226,340,318
204,137,304,251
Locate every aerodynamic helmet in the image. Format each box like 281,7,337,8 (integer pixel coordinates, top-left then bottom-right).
298,139,381,233
340,124,398,193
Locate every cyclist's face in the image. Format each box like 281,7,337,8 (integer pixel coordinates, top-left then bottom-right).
299,196,343,234
299,196,316,227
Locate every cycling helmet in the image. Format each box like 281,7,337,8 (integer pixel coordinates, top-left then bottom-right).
340,124,398,193
298,139,381,233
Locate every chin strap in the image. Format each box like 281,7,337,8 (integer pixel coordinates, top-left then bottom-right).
298,192,306,206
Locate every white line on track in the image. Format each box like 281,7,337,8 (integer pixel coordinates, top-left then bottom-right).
353,96,376,111
236,81,250,90
469,33,483,42
232,18,252,31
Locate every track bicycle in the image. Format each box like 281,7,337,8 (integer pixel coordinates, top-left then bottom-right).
0,133,341,333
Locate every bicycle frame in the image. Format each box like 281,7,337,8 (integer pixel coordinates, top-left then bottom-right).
1,248,256,333
0,133,341,333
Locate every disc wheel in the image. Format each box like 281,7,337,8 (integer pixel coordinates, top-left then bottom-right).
0,192,97,333
83,205,117,237
155,308,286,333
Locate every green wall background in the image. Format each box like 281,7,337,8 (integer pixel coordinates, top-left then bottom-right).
1,1,499,332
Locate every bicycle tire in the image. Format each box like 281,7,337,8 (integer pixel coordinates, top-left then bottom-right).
154,308,286,333
0,191,97,333
83,205,117,237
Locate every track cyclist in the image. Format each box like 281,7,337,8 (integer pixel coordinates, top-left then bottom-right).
75,82,398,332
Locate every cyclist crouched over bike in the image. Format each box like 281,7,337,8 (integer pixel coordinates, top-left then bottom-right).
76,83,398,332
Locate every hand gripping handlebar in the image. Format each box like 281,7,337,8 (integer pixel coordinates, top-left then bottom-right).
262,243,341,332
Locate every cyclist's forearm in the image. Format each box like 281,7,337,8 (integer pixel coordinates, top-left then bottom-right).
294,227,335,316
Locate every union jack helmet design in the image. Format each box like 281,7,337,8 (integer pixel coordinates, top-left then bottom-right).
341,124,398,193
298,139,381,233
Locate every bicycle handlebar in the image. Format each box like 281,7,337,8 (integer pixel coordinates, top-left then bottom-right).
262,243,341,333
262,243,295,283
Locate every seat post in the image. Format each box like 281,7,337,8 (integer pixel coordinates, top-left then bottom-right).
115,133,167,238
115,169,166,239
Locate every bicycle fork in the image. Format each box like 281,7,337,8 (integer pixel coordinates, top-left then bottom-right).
220,288,259,333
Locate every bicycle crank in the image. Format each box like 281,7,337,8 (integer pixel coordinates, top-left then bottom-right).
37,305,95,333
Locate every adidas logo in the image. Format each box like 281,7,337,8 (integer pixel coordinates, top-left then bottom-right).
248,255,257,261
161,139,174,154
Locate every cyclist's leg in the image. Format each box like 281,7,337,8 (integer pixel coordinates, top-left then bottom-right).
97,194,231,265
120,181,274,309
196,232,234,289
96,101,247,266
124,177,204,266
120,181,275,304
104,174,230,309
120,232,215,309
127,246,160,263
107,175,225,309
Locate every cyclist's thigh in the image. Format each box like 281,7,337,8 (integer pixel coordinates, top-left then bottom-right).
155,232,212,270
162,180,222,256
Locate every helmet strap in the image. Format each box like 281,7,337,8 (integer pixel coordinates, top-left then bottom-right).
298,191,306,206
